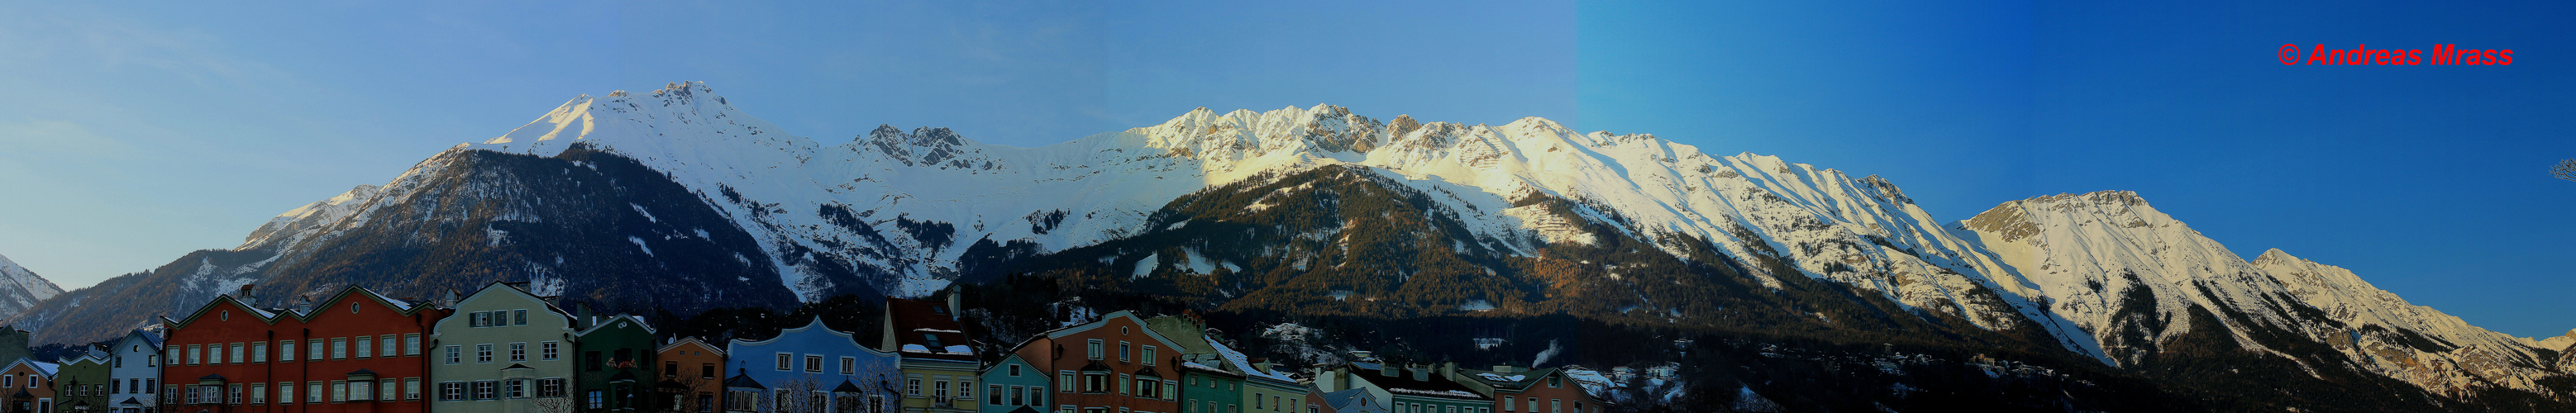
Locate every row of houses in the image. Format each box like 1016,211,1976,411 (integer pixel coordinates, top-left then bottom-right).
3,282,1604,413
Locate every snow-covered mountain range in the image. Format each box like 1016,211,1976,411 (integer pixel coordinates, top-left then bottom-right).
0,254,64,320
9,82,2565,406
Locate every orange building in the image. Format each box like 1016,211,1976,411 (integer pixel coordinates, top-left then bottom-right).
161,286,449,413
1008,311,1182,413
0,358,57,413
652,338,726,413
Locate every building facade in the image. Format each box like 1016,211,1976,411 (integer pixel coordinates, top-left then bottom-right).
882,297,976,413
1312,365,1486,413
725,317,900,413
973,354,1047,413
575,315,657,413
104,330,161,413
2,359,57,413
651,338,723,413
160,287,446,413
1452,367,1591,413
1008,311,1182,413
55,353,107,413
427,282,578,413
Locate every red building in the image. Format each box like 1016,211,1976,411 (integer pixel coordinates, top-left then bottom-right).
162,286,449,413
1009,311,1181,413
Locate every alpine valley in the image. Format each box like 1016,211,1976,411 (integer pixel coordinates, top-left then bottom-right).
12,83,2572,411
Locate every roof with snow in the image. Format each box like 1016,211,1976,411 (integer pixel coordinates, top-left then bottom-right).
885,297,969,352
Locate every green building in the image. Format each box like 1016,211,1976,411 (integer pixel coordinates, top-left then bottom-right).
575,314,658,413
430,282,579,413
52,351,107,413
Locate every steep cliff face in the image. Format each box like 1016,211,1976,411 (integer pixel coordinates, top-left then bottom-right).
12,147,796,344
0,254,64,320
1959,191,2568,400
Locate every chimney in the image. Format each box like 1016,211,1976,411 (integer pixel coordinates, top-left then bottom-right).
236,284,256,306
1380,364,1397,377
946,291,962,319
1412,364,1429,382
1441,362,1457,378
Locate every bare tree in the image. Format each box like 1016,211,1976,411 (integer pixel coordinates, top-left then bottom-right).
2555,159,2576,182
532,395,577,413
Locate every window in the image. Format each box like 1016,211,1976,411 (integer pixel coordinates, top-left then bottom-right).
1081,373,1107,393
355,336,373,358
1143,346,1157,365
472,311,488,327
278,382,293,404
1119,342,1131,362
697,393,714,413
252,342,268,363
476,344,494,363
589,390,606,409
306,382,322,403
514,309,529,325
165,347,178,365
726,391,756,411
906,376,922,396
665,361,680,377
933,378,949,398
532,377,562,398
184,344,199,365
250,383,266,404
405,334,422,355
439,382,464,401
332,338,348,359
1131,378,1154,398
775,353,790,371
1504,397,1515,411
381,379,398,401
1549,400,1560,413
329,381,347,402
1009,365,1022,376
1548,376,1560,388
352,380,374,401
587,352,604,371
805,355,823,373
989,385,1003,406
541,341,561,360
1087,340,1103,359
505,379,527,399
510,343,527,362
1059,371,1074,393
472,380,499,400
381,335,398,358
700,363,716,379
405,377,421,400
445,345,461,364
308,339,324,360
840,357,856,375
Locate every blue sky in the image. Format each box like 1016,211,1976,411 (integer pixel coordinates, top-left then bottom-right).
0,1,2567,336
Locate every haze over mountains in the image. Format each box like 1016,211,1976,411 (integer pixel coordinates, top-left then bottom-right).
6,82,2568,409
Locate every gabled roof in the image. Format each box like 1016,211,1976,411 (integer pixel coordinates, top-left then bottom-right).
656,336,726,357
1019,311,1188,357
2,358,60,377
117,330,163,349
723,369,765,390
1458,367,1564,392
435,282,578,335
832,379,865,393
576,314,658,337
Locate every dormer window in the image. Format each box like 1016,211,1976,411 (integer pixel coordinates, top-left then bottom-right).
931,306,947,315
923,334,941,349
